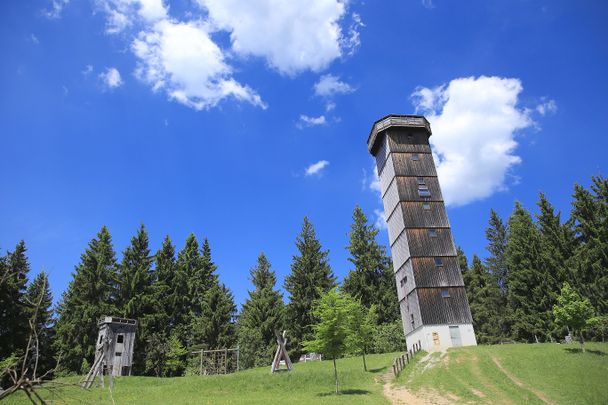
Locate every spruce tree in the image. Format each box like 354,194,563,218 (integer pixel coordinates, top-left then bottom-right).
237,253,285,368
148,236,175,340
506,202,554,342
24,271,55,376
117,225,154,374
284,217,336,359
0,241,31,359
170,237,193,344
343,206,398,324
191,283,237,350
54,226,118,373
569,177,608,315
465,256,502,344
484,210,510,337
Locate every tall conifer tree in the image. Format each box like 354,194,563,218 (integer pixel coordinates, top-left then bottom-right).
343,206,398,324
569,177,608,314
24,271,55,376
465,256,502,344
506,202,554,342
54,226,118,373
284,217,336,359
117,225,154,374
192,283,237,350
0,241,31,358
237,253,285,368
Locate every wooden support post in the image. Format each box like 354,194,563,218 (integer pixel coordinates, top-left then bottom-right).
199,350,203,376
405,352,409,364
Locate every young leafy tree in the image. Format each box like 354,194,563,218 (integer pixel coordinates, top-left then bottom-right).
237,253,285,368
506,202,554,342
346,299,376,371
24,271,55,377
553,283,595,352
303,288,350,394
0,241,31,359
54,226,118,373
465,256,502,344
343,206,398,324
284,217,336,359
191,283,237,350
117,225,154,374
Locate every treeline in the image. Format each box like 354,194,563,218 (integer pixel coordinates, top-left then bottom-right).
0,207,402,377
462,176,608,344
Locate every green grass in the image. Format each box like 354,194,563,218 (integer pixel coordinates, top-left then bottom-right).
395,342,608,405
5,353,396,405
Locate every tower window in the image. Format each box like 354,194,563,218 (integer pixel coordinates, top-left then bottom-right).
115,352,122,357
411,153,420,161
428,229,438,238
422,203,431,210
418,189,431,197
410,314,415,325
417,177,425,185
441,289,450,298
407,134,414,143
400,276,408,287
435,257,443,267
117,335,124,344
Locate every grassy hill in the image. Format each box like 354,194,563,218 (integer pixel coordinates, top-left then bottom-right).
5,353,396,405
394,342,608,405
5,343,607,404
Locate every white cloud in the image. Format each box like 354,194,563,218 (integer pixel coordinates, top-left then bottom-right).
82,64,94,76
30,34,40,44
411,76,534,206
133,20,266,110
374,209,387,230
536,98,557,116
325,101,336,112
305,160,330,176
44,0,70,19
197,0,358,75
99,67,123,89
297,114,326,128
421,0,435,9
314,74,354,97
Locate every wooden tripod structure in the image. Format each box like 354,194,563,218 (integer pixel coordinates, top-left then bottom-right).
271,330,293,373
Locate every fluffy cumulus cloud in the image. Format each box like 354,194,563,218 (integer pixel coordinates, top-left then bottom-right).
196,0,357,75
44,0,70,19
132,19,265,110
305,160,330,176
314,74,354,97
297,114,326,128
99,67,123,89
411,76,535,206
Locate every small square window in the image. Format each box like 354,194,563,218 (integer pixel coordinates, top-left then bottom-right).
441,289,450,298
400,276,407,287
407,134,414,142
418,189,431,197
117,335,124,344
422,203,431,210
435,257,443,267
411,153,420,161
418,184,429,191
410,314,415,324
417,177,425,185
115,352,122,357
428,229,438,238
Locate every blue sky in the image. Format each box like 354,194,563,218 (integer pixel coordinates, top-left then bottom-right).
1,0,607,308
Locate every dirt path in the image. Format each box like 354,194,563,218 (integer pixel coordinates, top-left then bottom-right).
380,362,456,405
490,356,556,405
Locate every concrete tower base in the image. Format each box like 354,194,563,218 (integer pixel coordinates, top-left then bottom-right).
406,323,477,352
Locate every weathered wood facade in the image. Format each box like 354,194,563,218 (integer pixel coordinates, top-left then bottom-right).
367,115,477,351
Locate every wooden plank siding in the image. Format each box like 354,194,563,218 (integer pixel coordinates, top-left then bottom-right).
391,231,411,272
411,257,465,288
386,202,405,246
379,156,395,196
402,290,423,334
396,176,444,202
387,130,433,153
391,152,437,177
401,201,450,228
417,287,473,325
374,133,390,174
395,260,415,302
382,179,401,220
404,228,457,257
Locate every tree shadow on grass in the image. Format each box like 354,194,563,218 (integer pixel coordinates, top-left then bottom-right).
564,348,606,356
368,366,387,373
317,389,371,397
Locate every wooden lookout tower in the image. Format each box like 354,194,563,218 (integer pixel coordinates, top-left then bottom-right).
367,115,477,352
82,316,137,388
